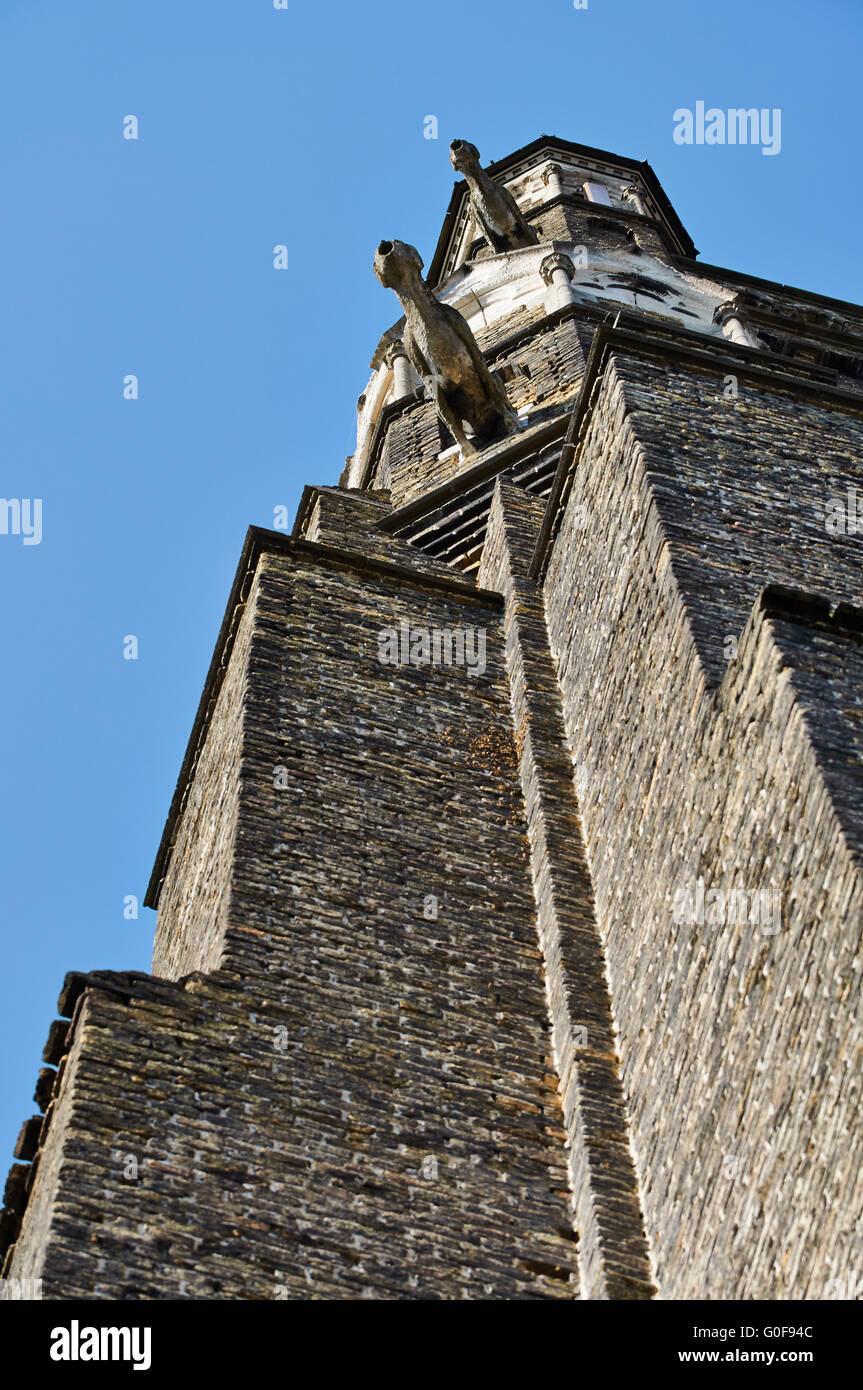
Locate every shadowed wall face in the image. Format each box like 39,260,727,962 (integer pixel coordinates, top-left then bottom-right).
10,546,580,1298
543,349,863,1298
152,579,257,980
218,550,582,1297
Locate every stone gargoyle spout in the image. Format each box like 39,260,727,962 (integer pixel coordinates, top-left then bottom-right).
373,238,518,456
450,139,539,254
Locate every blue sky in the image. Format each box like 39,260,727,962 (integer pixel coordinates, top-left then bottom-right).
1,0,861,1165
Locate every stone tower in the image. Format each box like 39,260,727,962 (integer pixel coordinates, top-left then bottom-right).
3,134,862,1300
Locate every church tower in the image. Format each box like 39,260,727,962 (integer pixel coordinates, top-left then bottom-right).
3,134,862,1300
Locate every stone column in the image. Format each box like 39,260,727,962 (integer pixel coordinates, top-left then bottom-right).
621,184,649,217
540,251,577,312
714,301,763,349
541,162,564,199
384,341,415,401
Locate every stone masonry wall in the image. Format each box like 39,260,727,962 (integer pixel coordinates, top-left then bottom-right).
543,348,863,1297
479,481,654,1299
611,352,863,681
152,577,258,979
7,537,581,1299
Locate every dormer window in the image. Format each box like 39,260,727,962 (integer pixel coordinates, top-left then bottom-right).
583,181,612,206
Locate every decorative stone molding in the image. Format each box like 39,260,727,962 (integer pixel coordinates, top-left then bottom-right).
737,289,852,338
540,251,576,286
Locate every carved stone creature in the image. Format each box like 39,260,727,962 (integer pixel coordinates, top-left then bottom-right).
449,139,539,253
374,239,518,455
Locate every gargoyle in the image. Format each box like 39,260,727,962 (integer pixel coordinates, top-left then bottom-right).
449,139,539,254
374,239,518,455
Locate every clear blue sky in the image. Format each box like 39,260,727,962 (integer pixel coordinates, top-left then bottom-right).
1,0,861,1166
